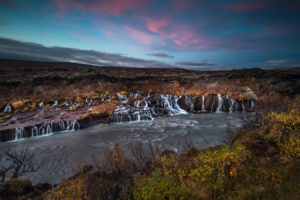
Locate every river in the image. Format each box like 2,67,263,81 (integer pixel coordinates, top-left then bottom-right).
0,112,247,184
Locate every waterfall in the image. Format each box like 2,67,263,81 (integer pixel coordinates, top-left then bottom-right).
11,119,81,141
226,95,236,113
116,92,128,103
250,101,255,111
162,94,187,115
31,126,38,136
160,94,173,114
15,127,24,140
110,94,187,123
129,91,140,98
59,121,65,130
66,120,80,131
39,124,45,135
216,93,224,113
39,102,44,109
201,95,206,111
134,110,141,121
142,101,154,120
46,123,53,134
4,103,12,113
51,100,58,108
242,101,245,112
174,95,187,114
183,94,194,112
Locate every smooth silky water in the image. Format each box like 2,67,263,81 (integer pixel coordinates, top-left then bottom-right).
0,112,248,184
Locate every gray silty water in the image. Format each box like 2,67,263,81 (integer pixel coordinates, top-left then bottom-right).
0,113,247,185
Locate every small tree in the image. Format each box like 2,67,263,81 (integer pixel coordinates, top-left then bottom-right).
0,147,41,182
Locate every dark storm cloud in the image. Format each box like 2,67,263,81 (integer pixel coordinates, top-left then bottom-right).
176,61,215,67
176,61,238,71
263,60,300,69
146,53,174,58
0,37,176,68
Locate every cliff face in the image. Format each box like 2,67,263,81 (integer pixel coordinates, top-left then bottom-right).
0,59,299,142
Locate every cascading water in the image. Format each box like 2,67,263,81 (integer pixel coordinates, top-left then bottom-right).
15,127,24,140
225,95,236,113
59,121,65,130
110,94,187,123
31,126,38,137
12,119,80,141
66,120,80,131
39,124,45,135
201,95,206,111
129,91,141,99
51,100,58,108
46,123,53,134
174,95,187,114
116,92,128,103
250,101,255,111
242,101,245,112
39,102,44,110
216,93,224,113
4,103,12,113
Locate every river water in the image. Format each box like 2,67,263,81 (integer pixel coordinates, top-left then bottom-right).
0,113,247,184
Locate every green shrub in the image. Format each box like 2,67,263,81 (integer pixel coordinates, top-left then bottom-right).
132,169,189,200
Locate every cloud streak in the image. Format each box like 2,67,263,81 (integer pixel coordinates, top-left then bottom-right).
263,60,300,69
176,61,215,67
146,53,174,58
0,37,175,68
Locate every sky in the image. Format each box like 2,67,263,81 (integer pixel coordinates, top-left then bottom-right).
0,0,300,70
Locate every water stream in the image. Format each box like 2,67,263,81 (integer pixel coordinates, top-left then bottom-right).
0,112,247,185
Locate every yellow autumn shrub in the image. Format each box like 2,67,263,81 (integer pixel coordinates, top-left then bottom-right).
189,143,249,187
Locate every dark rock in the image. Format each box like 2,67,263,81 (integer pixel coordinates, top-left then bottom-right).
161,150,176,157
35,183,52,192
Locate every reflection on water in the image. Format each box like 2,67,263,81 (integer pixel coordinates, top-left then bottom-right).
0,113,247,184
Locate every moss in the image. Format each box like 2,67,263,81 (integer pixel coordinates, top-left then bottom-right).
44,104,51,109
120,91,128,95
111,95,118,101
80,102,117,120
75,96,83,103
11,99,29,110
27,102,37,111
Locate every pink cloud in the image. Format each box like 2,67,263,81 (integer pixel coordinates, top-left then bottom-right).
55,0,148,16
228,1,269,12
125,26,153,45
146,19,169,33
145,19,201,50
